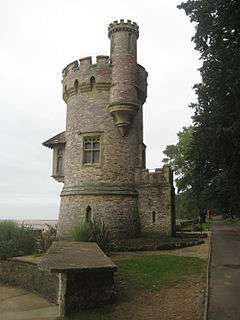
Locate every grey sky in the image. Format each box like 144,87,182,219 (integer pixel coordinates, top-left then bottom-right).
0,0,200,220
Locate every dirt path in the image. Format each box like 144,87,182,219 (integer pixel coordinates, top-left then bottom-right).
111,273,205,320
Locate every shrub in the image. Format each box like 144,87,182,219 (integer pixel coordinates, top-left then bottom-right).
72,222,92,242
90,219,110,252
0,221,37,259
72,219,110,252
39,224,57,253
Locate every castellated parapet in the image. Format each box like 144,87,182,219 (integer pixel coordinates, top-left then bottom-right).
108,20,139,38
43,19,175,239
62,56,112,102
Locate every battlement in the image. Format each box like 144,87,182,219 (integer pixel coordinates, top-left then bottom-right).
62,55,112,102
62,55,110,78
135,166,173,187
108,19,139,38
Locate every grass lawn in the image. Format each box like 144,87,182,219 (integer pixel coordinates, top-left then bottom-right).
116,255,206,289
66,255,206,320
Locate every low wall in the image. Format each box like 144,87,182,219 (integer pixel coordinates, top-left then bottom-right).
0,258,58,303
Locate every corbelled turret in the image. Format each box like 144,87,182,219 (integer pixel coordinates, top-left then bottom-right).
107,19,144,136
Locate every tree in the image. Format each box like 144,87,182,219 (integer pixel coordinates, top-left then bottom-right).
176,0,240,216
163,126,193,192
163,127,199,218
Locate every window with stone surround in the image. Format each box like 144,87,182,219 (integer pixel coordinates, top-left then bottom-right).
83,136,100,164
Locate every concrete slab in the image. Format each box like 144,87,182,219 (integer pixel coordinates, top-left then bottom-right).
39,241,117,273
0,285,58,320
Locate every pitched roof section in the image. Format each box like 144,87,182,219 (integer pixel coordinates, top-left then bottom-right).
42,131,66,149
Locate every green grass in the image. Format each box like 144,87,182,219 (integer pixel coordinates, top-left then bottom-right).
117,255,206,290
64,255,206,319
196,220,213,231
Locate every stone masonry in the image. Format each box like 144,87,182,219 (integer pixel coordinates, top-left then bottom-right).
43,19,175,239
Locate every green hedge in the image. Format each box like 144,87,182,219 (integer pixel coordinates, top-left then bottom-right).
0,221,37,259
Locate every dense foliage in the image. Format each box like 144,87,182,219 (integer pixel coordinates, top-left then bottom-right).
164,0,240,217
0,221,37,259
163,127,199,218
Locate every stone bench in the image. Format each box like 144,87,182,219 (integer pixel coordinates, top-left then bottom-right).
39,241,117,317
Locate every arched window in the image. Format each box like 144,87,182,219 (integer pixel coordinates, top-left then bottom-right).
85,206,92,223
152,211,156,224
90,76,96,90
74,80,79,93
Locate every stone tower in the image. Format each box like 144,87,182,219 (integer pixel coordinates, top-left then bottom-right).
43,20,175,239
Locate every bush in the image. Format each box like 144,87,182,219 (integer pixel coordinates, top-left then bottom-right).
72,222,93,242
72,219,110,252
0,221,37,259
90,220,110,252
39,224,57,253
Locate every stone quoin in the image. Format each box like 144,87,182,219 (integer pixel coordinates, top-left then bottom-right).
43,19,176,239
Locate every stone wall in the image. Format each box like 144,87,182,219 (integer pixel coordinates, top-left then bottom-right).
0,259,58,303
58,194,139,239
136,166,175,236
64,270,116,313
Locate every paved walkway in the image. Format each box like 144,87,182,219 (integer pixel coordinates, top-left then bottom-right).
208,220,240,320
0,286,58,320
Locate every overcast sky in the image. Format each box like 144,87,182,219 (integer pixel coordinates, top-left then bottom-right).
0,0,201,220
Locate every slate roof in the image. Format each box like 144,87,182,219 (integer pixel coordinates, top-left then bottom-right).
42,131,66,149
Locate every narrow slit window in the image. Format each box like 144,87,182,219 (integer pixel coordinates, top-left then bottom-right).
74,80,79,92
85,206,92,223
90,76,96,90
128,33,132,52
83,136,100,164
152,211,156,224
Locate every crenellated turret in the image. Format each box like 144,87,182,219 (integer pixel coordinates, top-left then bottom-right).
107,19,145,136
42,19,175,240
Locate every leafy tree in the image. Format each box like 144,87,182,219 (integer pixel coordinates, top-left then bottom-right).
163,127,199,218
176,0,240,216
163,126,193,192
